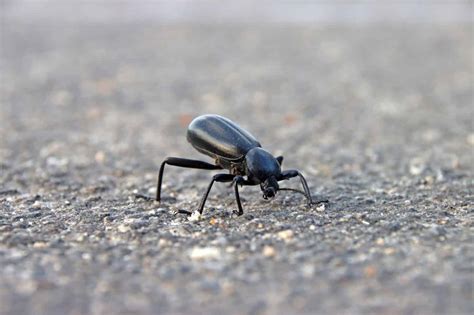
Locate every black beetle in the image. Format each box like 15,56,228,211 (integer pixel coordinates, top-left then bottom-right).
156,114,327,216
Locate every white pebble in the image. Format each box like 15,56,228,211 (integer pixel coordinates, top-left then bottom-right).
277,229,294,241
189,247,221,260
188,211,202,222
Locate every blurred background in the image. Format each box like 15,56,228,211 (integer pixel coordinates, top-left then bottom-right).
1,0,472,172
1,1,473,315
2,0,472,23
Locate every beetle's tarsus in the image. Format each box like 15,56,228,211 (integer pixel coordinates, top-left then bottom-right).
177,209,192,215
232,209,243,216
135,193,153,201
315,199,329,204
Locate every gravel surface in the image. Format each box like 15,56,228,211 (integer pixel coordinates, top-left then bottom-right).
1,8,473,315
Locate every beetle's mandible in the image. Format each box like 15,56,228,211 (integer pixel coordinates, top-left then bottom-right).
156,114,327,216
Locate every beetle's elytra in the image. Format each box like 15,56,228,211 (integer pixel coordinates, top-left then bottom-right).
156,114,326,216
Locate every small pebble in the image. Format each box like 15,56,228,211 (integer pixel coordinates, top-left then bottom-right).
225,246,236,253
316,203,326,212
467,133,474,145
117,224,130,233
384,248,396,255
95,151,106,163
189,247,221,260
158,239,170,247
277,229,294,241
364,265,377,278
188,211,202,222
262,245,276,257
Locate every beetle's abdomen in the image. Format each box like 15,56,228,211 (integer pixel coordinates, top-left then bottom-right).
187,114,261,160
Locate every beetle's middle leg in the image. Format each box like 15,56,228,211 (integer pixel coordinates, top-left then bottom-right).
156,157,222,201
232,175,253,216
197,173,236,214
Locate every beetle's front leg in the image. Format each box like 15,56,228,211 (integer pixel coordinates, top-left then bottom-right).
279,170,328,206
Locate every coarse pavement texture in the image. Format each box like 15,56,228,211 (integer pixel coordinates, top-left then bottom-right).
1,10,473,315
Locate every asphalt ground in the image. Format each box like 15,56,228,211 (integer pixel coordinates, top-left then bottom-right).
1,9,473,315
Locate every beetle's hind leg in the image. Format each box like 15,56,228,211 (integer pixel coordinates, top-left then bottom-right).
156,157,222,202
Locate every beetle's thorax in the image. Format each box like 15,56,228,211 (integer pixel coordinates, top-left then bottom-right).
245,147,281,183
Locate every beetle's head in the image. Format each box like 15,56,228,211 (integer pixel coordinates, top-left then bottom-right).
245,148,281,199
261,176,279,199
